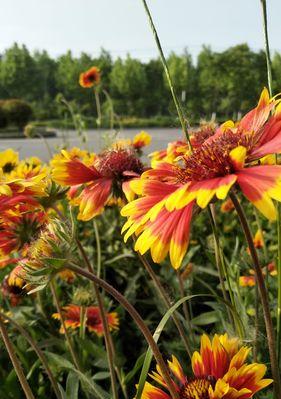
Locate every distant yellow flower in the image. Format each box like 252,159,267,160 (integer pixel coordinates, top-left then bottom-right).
79,67,101,88
132,131,151,150
239,275,256,287
0,149,19,175
253,229,264,248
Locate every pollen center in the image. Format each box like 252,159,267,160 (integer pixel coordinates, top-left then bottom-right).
179,128,254,182
179,377,214,399
96,149,143,179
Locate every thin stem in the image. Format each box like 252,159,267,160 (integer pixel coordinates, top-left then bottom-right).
176,270,194,344
253,285,259,362
260,0,281,365
93,219,102,278
67,262,180,399
208,205,242,337
260,0,273,97
140,0,192,149
94,89,102,128
102,89,115,131
0,315,35,399
79,306,86,340
137,252,192,358
50,281,82,371
0,311,61,399
230,192,281,398
76,238,118,399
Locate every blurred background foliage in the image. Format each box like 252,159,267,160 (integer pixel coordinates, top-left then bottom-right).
0,43,280,126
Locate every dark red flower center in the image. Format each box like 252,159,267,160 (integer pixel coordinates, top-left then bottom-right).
97,149,143,180
178,128,256,182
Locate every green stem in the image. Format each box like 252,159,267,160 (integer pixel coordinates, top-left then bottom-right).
260,0,281,368
50,281,82,371
94,89,102,128
0,311,61,399
0,315,35,399
140,0,192,149
68,262,180,399
208,205,243,338
76,238,118,399
260,0,273,97
102,89,115,131
93,219,102,278
176,270,195,345
79,306,86,340
230,192,281,398
137,252,192,358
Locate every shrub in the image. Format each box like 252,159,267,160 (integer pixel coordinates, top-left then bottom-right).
0,100,8,129
3,99,33,130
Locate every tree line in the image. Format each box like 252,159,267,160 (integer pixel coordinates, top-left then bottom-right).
0,42,280,122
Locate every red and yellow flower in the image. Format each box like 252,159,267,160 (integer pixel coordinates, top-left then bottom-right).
133,131,151,150
51,148,144,220
141,333,272,399
122,88,281,268
0,205,48,257
79,66,101,88
52,304,119,336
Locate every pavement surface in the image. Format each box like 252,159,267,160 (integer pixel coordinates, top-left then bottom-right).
0,128,183,161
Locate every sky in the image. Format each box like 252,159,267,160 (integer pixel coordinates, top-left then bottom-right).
0,0,280,62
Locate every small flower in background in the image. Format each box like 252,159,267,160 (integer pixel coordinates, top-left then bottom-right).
253,229,264,249
239,275,256,287
132,131,151,150
141,333,272,399
246,229,264,254
51,148,144,220
149,139,189,168
267,261,277,276
220,198,234,213
52,304,119,336
57,269,76,283
79,66,101,88
0,149,19,175
1,265,26,306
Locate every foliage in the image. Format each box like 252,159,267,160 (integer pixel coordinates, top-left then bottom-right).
2,99,33,129
0,43,279,123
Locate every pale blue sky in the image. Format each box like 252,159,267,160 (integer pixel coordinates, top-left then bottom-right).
0,0,280,61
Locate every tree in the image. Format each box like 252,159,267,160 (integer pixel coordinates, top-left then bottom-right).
0,43,38,101
109,56,147,116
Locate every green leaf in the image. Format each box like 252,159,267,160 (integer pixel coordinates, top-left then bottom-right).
66,371,79,399
123,352,146,384
191,310,220,326
92,371,111,381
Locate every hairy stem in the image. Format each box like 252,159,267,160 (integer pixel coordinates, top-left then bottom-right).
208,205,243,337
0,315,35,399
0,311,61,399
50,281,82,371
76,238,119,399
230,192,281,398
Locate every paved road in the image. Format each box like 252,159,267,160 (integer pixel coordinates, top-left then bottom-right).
0,128,183,162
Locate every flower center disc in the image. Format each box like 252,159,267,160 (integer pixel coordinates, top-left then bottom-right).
180,377,213,399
